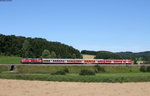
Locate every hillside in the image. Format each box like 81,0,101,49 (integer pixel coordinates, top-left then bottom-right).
0,34,82,58
117,51,150,61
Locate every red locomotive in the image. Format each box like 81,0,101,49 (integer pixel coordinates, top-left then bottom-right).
21,58,133,64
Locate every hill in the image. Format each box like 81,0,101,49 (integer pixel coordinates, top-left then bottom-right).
0,34,82,58
117,51,150,61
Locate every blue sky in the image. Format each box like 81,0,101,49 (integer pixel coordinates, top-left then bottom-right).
0,0,150,52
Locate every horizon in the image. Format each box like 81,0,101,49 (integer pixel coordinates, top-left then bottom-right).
0,0,150,52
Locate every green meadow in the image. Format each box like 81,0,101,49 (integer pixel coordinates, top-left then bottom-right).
0,56,21,64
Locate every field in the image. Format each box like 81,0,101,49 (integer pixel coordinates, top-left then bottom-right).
82,54,95,59
0,79,150,96
0,56,21,64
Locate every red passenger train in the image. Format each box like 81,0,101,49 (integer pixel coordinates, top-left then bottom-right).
21,58,133,64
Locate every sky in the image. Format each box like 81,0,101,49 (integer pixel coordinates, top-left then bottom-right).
0,0,150,52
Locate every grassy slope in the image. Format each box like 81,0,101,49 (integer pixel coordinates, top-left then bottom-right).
0,65,149,82
16,65,140,74
0,56,21,64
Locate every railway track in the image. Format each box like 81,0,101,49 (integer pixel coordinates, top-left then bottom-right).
1,64,150,66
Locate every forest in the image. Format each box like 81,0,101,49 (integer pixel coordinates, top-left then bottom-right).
0,34,82,58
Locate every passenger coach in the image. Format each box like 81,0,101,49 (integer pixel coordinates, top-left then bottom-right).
21,58,133,64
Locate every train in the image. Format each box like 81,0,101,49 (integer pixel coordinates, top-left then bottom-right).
21,58,133,64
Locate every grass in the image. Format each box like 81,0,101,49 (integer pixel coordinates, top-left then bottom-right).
0,56,21,64
16,65,141,74
16,66,96,74
0,65,10,73
0,72,150,82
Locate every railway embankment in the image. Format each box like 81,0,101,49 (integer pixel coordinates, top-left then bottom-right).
0,64,149,73
1,64,150,83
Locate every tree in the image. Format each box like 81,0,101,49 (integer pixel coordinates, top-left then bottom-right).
22,40,31,57
42,49,51,58
72,54,76,59
22,40,30,51
81,50,97,55
51,51,56,58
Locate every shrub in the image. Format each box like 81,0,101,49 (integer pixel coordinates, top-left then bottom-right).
94,64,105,73
51,71,66,75
63,68,69,73
140,66,147,72
79,69,95,75
146,66,150,72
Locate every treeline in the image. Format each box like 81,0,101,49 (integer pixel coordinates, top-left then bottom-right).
0,34,82,58
81,50,97,55
117,51,150,61
81,50,150,63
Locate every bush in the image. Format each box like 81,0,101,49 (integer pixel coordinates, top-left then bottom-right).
63,68,69,73
140,66,147,72
146,66,150,72
94,64,105,73
79,69,95,75
51,71,66,75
